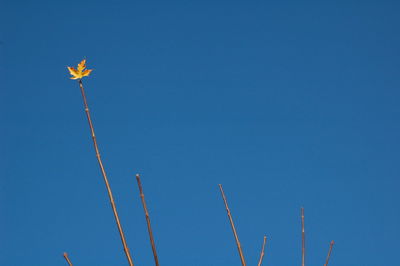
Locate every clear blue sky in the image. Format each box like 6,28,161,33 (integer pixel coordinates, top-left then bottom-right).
1,1,400,265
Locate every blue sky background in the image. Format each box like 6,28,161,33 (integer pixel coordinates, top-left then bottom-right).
1,1,400,265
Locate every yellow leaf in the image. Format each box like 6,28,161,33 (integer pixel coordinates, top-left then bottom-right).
67,67,79,79
82,69,92,77
67,59,93,80
77,59,86,72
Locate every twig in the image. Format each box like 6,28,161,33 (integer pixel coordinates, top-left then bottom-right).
257,236,267,266
323,240,335,266
218,184,247,266
77,80,134,266
301,207,305,266
63,252,73,266
135,174,160,266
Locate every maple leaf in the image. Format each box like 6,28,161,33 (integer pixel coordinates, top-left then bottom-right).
67,59,93,80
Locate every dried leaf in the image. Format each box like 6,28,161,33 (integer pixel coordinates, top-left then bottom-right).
67,59,92,80
77,59,86,72
82,69,92,77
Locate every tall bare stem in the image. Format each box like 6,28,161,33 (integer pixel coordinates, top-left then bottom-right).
63,252,73,266
135,174,160,266
218,184,247,266
257,236,267,266
78,80,134,266
301,207,305,266
323,240,335,266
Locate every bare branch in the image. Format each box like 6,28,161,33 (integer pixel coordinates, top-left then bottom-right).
218,184,247,266
323,240,335,266
63,252,73,266
257,236,267,266
135,174,160,266
77,80,134,266
301,207,305,266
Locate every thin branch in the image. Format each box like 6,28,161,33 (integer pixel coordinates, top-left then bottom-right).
63,252,73,266
218,184,247,266
78,80,134,266
301,207,305,266
323,240,335,266
135,174,160,266
257,236,267,266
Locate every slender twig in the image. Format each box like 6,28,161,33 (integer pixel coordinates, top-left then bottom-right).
135,174,160,266
77,79,134,266
218,184,247,266
323,240,335,266
63,252,73,266
257,236,267,266
301,207,305,266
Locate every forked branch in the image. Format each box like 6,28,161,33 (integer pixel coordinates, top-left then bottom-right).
218,184,247,266
135,174,160,266
323,240,335,266
257,236,267,266
63,252,73,266
78,80,134,266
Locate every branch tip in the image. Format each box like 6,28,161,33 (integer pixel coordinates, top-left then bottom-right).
135,174,160,266
323,240,335,266
63,252,73,266
257,235,267,266
301,207,305,266
218,184,246,266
